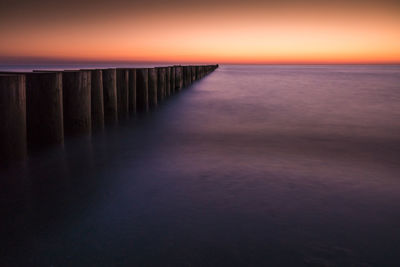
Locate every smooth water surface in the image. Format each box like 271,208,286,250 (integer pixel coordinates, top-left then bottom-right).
1,65,400,266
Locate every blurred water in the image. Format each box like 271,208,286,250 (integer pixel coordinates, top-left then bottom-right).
1,65,400,266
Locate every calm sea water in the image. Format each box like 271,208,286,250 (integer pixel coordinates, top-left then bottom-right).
1,65,400,266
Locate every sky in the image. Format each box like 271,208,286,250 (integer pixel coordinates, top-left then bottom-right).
0,0,399,64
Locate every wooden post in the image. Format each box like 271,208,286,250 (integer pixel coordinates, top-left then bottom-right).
62,70,91,136
128,69,136,115
189,66,193,84
175,66,183,91
182,66,188,88
116,69,129,120
25,72,64,148
174,66,180,91
195,66,200,80
166,67,171,97
136,68,149,112
89,70,104,131
102,69,118,125
187,66,192,86
170,66,176,95
180,66,184,89
191,66,196,82
186,66,191,87
156,67,166,103
0,74,27,161
148,68,157,108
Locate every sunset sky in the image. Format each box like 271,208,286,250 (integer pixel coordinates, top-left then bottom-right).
1,0,399,64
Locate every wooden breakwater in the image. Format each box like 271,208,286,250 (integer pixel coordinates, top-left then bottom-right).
0,64,219,162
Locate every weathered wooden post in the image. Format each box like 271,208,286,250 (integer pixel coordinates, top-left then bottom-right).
187,66,191,86
176,66,183,91
191,66,196,82
176,66,183,92
148,68,157,108
166,67,171,97
62,70,91,136
187,66,192,86
195,66,201,80
156,67,166,103
180,66,184,89
88,69,104,131
0,74,26,161
170,66,176,95
188,66,192,85
179,66,184,89
128,69,136,115
102,69,118,125
136,68,149,112
192,66,195,82
182,66,188,88
25,72,64,148
116,68,129,120
174,66,179,91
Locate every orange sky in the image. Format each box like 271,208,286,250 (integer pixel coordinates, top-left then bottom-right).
0,0,399,64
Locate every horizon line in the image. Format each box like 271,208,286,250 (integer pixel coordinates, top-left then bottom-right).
1,56,400,66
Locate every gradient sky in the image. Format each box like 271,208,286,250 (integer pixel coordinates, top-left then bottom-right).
1,0,399,64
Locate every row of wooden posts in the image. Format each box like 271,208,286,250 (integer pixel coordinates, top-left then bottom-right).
0,64,219,161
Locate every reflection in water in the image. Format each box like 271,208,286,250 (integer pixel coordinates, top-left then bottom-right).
1,65,400,266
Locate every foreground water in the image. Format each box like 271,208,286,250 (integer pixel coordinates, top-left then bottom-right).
1,65,400,266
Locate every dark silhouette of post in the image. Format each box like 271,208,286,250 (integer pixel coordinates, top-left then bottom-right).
128,69,136,115
0,74,26,161
62,70,91,136
25,72,64,148
174,66,179,91
179,66,184,90
156,67,166,103
166,67,171,97
184,66,191,87
188,66,192,84
89,70,104,131
102,69,118,125
171,66,176,94
195,66,200,80
136,68,149,112
183,66,188,88
175,66,183,91
117,69,129,120
191,66,196,82
148,68,157,108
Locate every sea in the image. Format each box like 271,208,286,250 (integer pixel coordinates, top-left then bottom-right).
1,64,400,266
